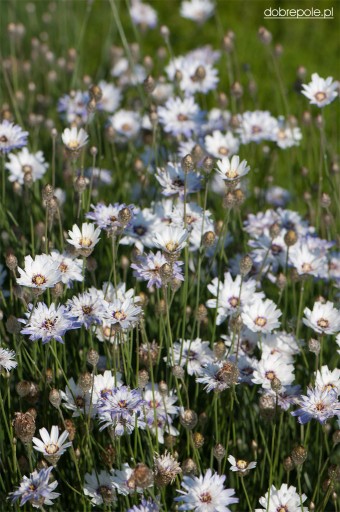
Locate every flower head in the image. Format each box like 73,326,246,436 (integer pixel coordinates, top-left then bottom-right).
0,348,17,372
17,254,61,291
67,223,101,255
0,120,28,154
9,466,59,508
32,426,72,465
61,126,88,151
301,73,338,107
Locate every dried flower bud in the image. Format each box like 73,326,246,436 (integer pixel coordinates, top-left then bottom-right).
213,443,226,461
89,84,102,101
276,273,287,290
192,432,205,449
203,156,215,173
259,394,276,420
78,372,93,393
271,377,282,393
101,444,116,467
49,389,61,408
321,193,331,208
98,486,116,504
13,412,36,444
284,230,298,247
172,365,185,380
16,381,32,398
51,282,63,299
182,458,197,476
180,409,198,430
87,349,99,367
269,222,281,239
308,338,320,355
160,262,173,283
64,419,76,441
74,175,87,193
132,463,153,489
118,207,132,226
202,231,216,247
216,361,239,386
191,144,204,164
6,315,21,334
154,451,181,487
42,183,54,200
223,191,236,209
231,81,243,99
196,304,207,322
258,26,272,44
138,369,149,389
214,340,226,360
332,430,340,446
240,254,253,276
182,154,194,173
158,380,168,396
291,445,307,466
143,75,156,93
283,455,295,472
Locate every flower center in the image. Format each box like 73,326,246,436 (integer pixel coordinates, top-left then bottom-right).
236,459,248,470
118,399,127,408
315,91,326,102
22,165,33,174
102,326,113,338
271,244,283,255
109,215,117,223
315,402,325,411
149,399,160,408
76,396,85,407
228,296,240,308
225,169,238,179
218,146,229,155
0,135,8,143
277,507,288,512
177,113,188,122
68,140,80,150
165,241,179,253
255,316,267,327
46,443,59,454
133,225,147,236
251,125,262,134
265,370,276,380
277,130,287,140
317,318,329,329
187,350,197,360
42,318,57,331
82,305,93,315
199,492,212,503
173,178,185,188
113,310,126,321
32,274,47,286
301,262,313,273
79,237,92,247
59,263,68,273
121,123,132,132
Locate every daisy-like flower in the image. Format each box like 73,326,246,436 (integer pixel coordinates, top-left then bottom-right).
132,251,184,289
196,360,240,392
127,497,160,512
105,297,142,331
130,0,158,28
155,161,202,198
50,250,83,286
0,120,28,154
242,298,282,334
252,353,295,390
301,72,338,107
236,110,278,144
175,468,238,511
289,243,327,278
153,226,189,259
206,272,264,325
291,386,340,424
9,466,60,508
5,148,48,185
179,59,219,96
32,426,72,465
158,97,203,138
17,254,61,291
255,483,308,512
166,338,214,376
228,455,256,475
154,451,182,486
205,130,239,159
92,370,123,406
143,383,179,443
216,155,250,182
180,0,215,24
265,186,290,207
84,470,117,506
109,109,141,141
303,300,340,335
60,378,95,418
0,348,17,372
274,119,302,149
20,302,80,344
67,223,101,256
120,207,162,251
315,365,340,395
66,291,106,329
58,90,89,125
112,463,152,495
97,385,146,435
61,126,88,152
86,202,134,233
96,80,122,113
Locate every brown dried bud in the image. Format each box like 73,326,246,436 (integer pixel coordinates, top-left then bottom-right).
332,430,340,446
13,411,36,443
6,253,18,271
214,340,226,360
269,222,281,239
182,154,195,173
164,434,177,449
284,230,298,247
51,281,63,299
160,262,173,283
276,273,287,290
308,338,320,355
49,389,61,408
156,299,166,316
74,175,87,193
283,455,295,472
240,254,253,276
182,458,197,476
172,365,185,380
138,369,149,389
64,419,76,441
321,193,331,208
45,368,53,384
259,394,276,420
203,156,215,173
158,380,168,396
16,381,32,398
271,377,282,393
192,432,205,449
231,81,243,99
87,349,99,367
258,26,272,45
42,183,54,200
216,361,239,386
291,445,307,466
101,444,116,467
132,463,154,489
213,443,226,461
6,315,21,334
191,144,204,164
98,485,116,504
78,372,93,393
89,84,102,102
143,75,156,93
138,341,159,367
196,304,207,322
223,191,236,209
118,207,132,225
180,409,198,430
202,231,216,247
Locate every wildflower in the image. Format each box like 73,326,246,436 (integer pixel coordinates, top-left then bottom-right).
105,297,142,330
205,130,239,159
130,0,158,28
5,148,48,184
127,496,160,512
242,298,282,334
153,226,189,258
303,301,340,335
132,251,184,288
67,223,101,255
50,250,83,286
179,60,219,95
228,455,257,475
289,243,327,278
236,110,278,144
97,385,146,435
84,470,117,506
61,126,88,152
109,109,141,141
17,254,61,291
291,387,340,424
9,466,59,508
0,348,17,372
155,161,202,198
86,202,134,233
158,96,203,138
58,90,89,124
112,463,152,495
255,483,308,511
92,370,123,405
274,118,302,149
96,80,122,113
216,155,250,182
165,338,214,376
120,207,162,251
315,365,340,395
301,73,338,107
0,120,28,154
60,378,95,417
252,353,295,390
143,383,179,443
32,426,72,465
66,291,105,329
20,302,80,344
154,451,182,486
180,0,215,24
175,468,238,511
196,360,239,392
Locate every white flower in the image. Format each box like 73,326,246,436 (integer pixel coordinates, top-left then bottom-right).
175,468,238,511
105,297,142,330
289,243,327,278
61,126,88,151
0,120,28,154
205,130,239,159
155,162,202,198
274,120,302,149
196,360,239,393
17,254,61,290
50,250,83,286
166,338,214,376
112,463,150,495
315,365,340,395
237,110,278,144
92,370,123,405
154,451,182,484
5,148,48,185
67,223,101,253
216,155,250,181
242,298,282,334
158,96,203,138
97,80,122,113
84,470,116,506
303,300,340,335
60,378,95,417
109,109,141,140
228,455,256,474
153,226,189,256
130,0,158,28
0,348,17,372
256,483,308,511
252,353,295,390
32,426,72,464
180,0,215,24
301,73,338,107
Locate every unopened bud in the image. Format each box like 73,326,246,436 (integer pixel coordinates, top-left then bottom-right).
49,388,61,408
240,254,253,276
180,409,198,430
202,231,216,247
213,443,226,461
181,154,194,173
284,230,298,247
87,349,99,367
192,432,204,449
291,445,307,466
